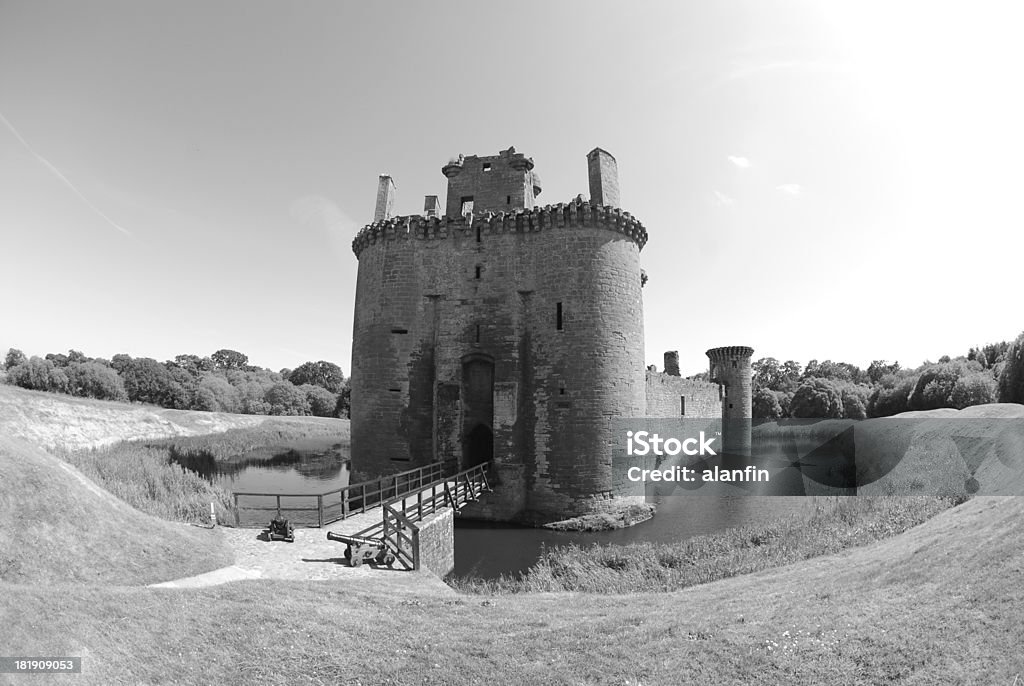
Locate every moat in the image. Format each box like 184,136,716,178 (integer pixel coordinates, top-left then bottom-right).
175,444,806,579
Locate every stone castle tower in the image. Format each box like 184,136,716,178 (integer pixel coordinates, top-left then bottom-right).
350,146,751,523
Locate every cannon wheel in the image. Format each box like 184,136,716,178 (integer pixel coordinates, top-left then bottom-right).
383,553,396,567
344,545,352,561
351,554,363,567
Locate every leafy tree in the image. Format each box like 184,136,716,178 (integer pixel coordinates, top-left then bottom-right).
752,387,783,419
66,349,89,365
789,378,844,419
4,348,26,370
951,372,998,409
211,349,249,371
171,354,214,378
288,360,345,394
300,384,338,418
45,352,69,368
335,379,351,419
803,360,862,384
997,332,1024,404
839,384,870,420
265,382,311,416
869,373,917,417
193,373,242,413
907,361,980,411
752,358,782,390
7,357,70,393
118,357,188,407
65,361,128,401
867,360,901,384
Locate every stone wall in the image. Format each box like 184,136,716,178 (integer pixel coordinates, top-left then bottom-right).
645,372,721,419
415,508,454,577
350,197,649,524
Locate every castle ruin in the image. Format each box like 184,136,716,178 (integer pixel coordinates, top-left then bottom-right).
349,146,752,524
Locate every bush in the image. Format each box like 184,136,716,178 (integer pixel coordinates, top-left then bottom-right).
65,361,128,401
789,378,843,419
752,387,783,419
264,382,311,416
950,372,998,409
7,357,70,393
301,384,338,418
869,373,917,417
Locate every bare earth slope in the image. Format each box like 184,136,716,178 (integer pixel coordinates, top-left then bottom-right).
0,436,233,585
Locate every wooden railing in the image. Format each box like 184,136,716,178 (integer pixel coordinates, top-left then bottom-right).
365,462,492,570
232,461,444,527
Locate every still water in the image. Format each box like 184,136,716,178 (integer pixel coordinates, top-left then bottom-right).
171,437,350,526
175,443,807,576
453,495,808,579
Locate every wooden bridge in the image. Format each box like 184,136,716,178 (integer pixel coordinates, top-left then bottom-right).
232,461,492,572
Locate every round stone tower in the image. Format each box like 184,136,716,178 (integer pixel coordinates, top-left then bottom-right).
706,346,754,457
349,146,648,523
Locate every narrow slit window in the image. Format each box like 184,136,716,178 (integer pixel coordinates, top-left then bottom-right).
476,226,481,242
506,195,511,204
556,302,563,330
475,325,481,343
475,265,481,279
732,360,737,368
680,396,686,415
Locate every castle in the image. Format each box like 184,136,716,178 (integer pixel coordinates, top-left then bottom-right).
349,146,752,524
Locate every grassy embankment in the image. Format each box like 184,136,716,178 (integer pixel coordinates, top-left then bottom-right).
2,384,1022,683
1,383,349,526
2,496,1021,684
449,495,963,594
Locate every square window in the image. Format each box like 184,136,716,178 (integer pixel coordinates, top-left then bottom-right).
482,163,492,172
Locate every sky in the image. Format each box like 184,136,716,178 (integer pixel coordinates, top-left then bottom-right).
1,0,1022,376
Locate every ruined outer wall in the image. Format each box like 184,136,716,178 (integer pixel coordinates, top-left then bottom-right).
645,372,721,418
350,200,648,522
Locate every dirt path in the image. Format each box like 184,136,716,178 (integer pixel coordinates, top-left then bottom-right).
149,510,455,595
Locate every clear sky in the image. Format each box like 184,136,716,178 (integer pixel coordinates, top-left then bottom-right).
1,0,1021,376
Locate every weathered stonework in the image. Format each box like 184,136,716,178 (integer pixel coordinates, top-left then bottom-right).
415,508,455,577
350,147,751,524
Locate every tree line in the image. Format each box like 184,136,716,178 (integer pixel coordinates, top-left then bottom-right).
1,348,351,418
734,332,1024,420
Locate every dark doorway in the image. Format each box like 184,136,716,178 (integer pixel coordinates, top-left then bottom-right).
465,423,493,467
461,356,494,470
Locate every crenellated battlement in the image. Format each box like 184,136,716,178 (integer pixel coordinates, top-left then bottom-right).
351,197,648,257
706,346,755,361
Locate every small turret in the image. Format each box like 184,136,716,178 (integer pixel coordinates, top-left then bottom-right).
706,346,754,457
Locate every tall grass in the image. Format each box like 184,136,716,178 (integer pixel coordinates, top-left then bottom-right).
449,495,965,594
55,443,236,525
53,422,348,526
144,420,348,460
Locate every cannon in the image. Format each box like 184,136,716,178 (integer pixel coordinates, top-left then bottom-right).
266,516,295,543
326,531,396,567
